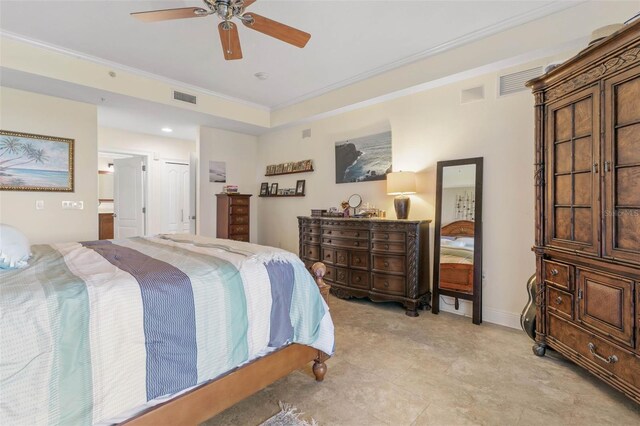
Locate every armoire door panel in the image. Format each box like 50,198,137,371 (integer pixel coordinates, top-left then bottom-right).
545,86,600,254
577,268,635,348
604,69,640,264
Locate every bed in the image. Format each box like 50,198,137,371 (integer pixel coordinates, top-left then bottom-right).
0,234,334,425
438,220,475,294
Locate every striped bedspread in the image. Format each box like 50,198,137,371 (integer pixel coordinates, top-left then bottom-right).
0,235,334,425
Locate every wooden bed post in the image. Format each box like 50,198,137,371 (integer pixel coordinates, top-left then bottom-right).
311,262,330,382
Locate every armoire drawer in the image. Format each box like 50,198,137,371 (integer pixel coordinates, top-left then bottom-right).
548,314,640,390
229,224,249,235
543,260,572,291
229,215,249,225
547,287,573,320
229,205,249,215
229,197,249,206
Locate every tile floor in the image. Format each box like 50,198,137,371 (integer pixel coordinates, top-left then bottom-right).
203,296,640,425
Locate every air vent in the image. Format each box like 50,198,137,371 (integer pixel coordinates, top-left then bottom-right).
499,67,543,96
302,129,311,139
461,86,485,104
173,90,197,104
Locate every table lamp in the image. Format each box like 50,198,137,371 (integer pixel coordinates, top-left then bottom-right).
386,171,416,219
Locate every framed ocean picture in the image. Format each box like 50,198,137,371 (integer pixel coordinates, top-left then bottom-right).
0,130,74,192
335,131,392,183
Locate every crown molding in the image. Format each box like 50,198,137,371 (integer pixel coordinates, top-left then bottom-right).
0,30,271,112
270,1,584,110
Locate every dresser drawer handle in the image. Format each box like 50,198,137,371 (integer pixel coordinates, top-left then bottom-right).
355,232,360,237
384,244,390,250
328,240,332,244
327,230,332,235
383,261,389,268
325,254,331,259
354,276,361,283
550,269,559,276
555,296,563,305
383,281,389,288
383,234,389,240
588,343,618,364
354,242,359,247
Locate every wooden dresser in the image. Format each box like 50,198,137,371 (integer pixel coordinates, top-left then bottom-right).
98,213,114,240
528,21,640,404
298,216,431,316
216,194,251,242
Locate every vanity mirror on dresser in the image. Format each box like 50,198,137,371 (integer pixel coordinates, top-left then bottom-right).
298,216,431,316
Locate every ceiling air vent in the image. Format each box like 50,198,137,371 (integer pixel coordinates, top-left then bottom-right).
499,67,543,96
461,86,485,104
173,90,197,105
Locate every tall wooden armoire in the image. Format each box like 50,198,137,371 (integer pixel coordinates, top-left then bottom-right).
528,21,640,404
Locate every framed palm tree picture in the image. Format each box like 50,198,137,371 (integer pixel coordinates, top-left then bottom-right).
0,130,74,192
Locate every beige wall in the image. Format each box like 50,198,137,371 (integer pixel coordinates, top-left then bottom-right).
256,59,559,328
198,127,258,241
0,87,98,243
97,127,196,235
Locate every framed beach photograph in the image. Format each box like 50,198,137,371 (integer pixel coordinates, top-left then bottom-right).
260,182,269,196
270,183,278,195
0,130,74,192
335,131,392,184
296,179,306,195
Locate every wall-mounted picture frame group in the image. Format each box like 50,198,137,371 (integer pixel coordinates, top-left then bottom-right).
266,159,313,176
0,130,74,192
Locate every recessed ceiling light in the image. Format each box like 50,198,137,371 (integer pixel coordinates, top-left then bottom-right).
161,127,173,133
254,72,269,81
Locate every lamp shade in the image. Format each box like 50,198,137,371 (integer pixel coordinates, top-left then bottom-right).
387,171,416,195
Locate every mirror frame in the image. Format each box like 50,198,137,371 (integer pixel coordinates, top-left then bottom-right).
431,157,483,324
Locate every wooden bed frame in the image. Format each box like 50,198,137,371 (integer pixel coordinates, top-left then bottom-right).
439,220,474,294
124,263,331,426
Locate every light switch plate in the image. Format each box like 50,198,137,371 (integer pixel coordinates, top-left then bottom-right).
62,201,84,210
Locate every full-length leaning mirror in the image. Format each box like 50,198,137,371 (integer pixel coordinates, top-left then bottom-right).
432,157,483,324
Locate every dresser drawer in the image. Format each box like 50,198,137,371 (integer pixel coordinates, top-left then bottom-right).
372,274,405,296
548,314,640,390
323,266,336,283
321,247,335,264
350,270,369,289
544,260,572,290
229,197,249,206
349,251,369,270
229,224,249,235
229,215,249,225
232,234,249,242
334,268,348,285
323,228,367,239
547,287,573,320
323,237,366,249
302,226,321,235
335,250,348,267
230,205,249,215
301,234,320,244
371,231,405,242
371,241,406,254
303,244,320,261
372,255,405,274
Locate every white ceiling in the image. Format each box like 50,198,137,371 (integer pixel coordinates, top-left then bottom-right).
0,0,577,108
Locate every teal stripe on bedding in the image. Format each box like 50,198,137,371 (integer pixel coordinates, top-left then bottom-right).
37,245,93,426
290,261,326,344
122,238,249,378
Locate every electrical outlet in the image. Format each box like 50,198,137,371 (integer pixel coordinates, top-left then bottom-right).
35,200,44,210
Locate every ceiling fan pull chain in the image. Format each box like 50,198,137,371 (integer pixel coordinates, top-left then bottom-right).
227,23,232,54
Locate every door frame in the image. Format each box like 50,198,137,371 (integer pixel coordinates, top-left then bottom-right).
99,149,150,236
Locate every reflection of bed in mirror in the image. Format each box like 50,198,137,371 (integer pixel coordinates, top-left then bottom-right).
439,220,474,294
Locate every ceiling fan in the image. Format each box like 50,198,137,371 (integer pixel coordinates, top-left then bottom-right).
131,0,310,60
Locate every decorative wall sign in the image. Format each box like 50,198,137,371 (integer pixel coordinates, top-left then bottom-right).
0,130,74,192
335,131,392,183
266,159,313,176
209,161,226,183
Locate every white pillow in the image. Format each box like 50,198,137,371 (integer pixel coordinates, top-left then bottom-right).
457,237,475,248
0,224,31,269
441,239,465,248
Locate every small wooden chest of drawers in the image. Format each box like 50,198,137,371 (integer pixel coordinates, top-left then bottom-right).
216,194,251,242
298,216,431,316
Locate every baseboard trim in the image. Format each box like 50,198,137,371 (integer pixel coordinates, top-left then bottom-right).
438,297,522,330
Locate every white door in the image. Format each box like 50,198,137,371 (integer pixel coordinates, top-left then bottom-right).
114,156,145,238
189,153,197,234
162,162,190,234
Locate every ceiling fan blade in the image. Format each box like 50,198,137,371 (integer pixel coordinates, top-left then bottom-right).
242,0,258,8
218,22,243,60
242,13,310,48
131,7,208,23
